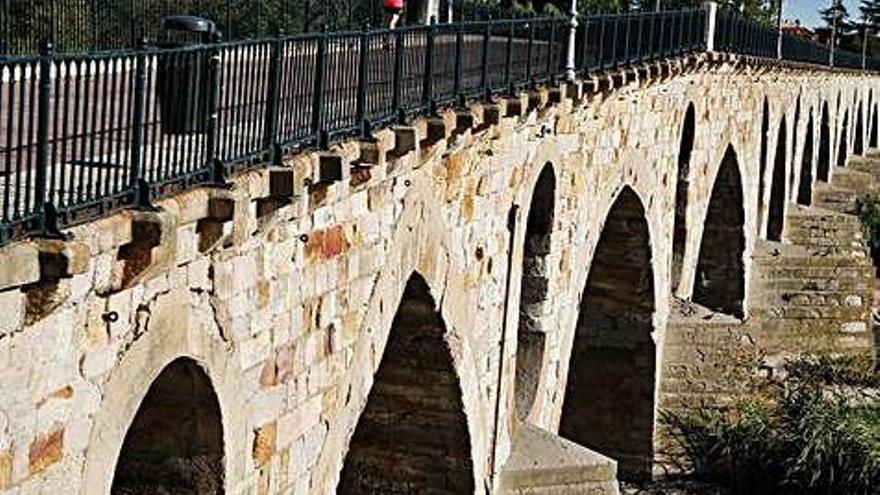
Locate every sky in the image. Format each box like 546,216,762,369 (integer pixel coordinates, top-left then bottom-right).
787,0,860,28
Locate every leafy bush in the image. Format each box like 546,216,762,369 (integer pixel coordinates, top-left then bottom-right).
663,353,880,495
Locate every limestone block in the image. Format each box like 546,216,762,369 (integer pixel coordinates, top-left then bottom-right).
0,243,40,291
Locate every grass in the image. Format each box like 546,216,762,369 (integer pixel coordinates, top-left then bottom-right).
663,353,880,495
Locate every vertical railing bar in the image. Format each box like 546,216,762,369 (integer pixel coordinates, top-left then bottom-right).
130,37,152,209
35,39,64,237
504,20,514,93
265,33,283,164
392,28,403,121
423,20,437,112
312,26,328,147
356,24,370,138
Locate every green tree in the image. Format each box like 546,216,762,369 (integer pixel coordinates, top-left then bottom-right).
821,0,851,30
861,0,880,27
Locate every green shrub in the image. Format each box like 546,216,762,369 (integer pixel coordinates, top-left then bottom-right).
663,353,880,495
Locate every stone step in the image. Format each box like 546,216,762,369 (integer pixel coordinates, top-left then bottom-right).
846,156,880,180
748,305,866,320
829,166,876,196
499,422,620,495
755,277,872,292
813,182,860,214
748,289,868,309
782,205,865,248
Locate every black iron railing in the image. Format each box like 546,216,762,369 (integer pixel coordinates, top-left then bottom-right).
715,8,873,70
2,6,880,246
0,0,386,55
576,9,705,72
0,16,569,243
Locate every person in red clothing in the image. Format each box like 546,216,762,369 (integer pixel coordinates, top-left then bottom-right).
383,0,404,29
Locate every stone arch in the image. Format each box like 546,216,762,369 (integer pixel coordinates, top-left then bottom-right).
767,116,788,241
111,357,225,494
757,97,770,234
337,273,475,494
81,293,247,495
693,145,745,318
797,109,815,206
515,163,556,420
838,109,849,167
671,103,696,293
559,186,656,478
855,101,864,155
818,101,831,181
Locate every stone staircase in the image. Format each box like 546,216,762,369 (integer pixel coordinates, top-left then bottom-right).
750,152,878,357
813,166,875,214
750,234,873,354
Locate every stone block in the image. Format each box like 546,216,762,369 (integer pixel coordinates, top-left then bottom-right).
253,421,277,467
0,242,40,291
28,428,63,475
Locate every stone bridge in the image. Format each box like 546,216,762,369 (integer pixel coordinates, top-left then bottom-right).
1,51,879,494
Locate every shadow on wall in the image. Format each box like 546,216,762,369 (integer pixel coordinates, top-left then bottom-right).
560,187,656,479
337,274,475,494
692,145,745,319
515,163,556,420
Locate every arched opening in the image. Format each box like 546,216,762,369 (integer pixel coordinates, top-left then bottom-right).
338,274,475,494
854,102,864,155
818,102,831,182
797,110,815,206
514,164,556,420
767,116,788,241
693,145,745,318
111,358,225,494
837,109,849,167
757,98,770,233
560,187,656,478
671,103,696,293
871,103,879,148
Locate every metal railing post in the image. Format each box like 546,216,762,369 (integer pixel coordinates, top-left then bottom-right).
34,39,64,238
206,31,225,184
130,37,153,210
423,17,437,112
356,24,372,138
526,19,534,83
548,19,556,82
481,20,490,99
566,0,578,80
392,28,404,121
704,1,717,52
453,24,463,103
504,20,514,94
312,26,328,147
264,33,284,164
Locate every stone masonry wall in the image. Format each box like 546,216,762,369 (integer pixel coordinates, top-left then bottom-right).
0,56,878,494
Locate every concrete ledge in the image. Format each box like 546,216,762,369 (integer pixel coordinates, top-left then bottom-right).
499,422,619,494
